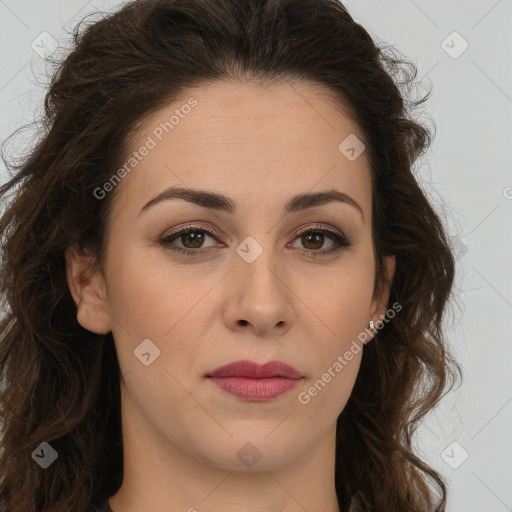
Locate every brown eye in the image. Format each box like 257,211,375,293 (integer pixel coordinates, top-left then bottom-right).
300,231,327,250
160,224,351,258
180,230,206,249
160,226,219,254
289,227,351,257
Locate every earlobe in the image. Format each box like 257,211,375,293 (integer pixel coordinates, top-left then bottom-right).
65,244,112,335
368,254,396,339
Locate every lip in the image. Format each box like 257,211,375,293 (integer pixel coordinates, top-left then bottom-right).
206,360,304,401
207,360,303,379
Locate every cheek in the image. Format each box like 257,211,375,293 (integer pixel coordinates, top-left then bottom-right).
298,350,362,422
292,263,374,410
295,260,375,343
295,287,367,424
105,249,223,380
107,247,203,334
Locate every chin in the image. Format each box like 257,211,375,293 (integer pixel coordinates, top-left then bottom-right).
192,434,301,472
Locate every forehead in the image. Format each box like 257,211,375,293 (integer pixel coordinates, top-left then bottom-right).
112,79,372,219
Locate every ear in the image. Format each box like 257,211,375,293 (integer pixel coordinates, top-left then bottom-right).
367,254,396,342
65,244,112,335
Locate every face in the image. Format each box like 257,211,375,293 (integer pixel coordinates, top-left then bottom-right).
67,80,395,474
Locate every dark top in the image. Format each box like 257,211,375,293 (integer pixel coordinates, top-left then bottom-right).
0,498,113,511
89,499,113,512
100,500,113,511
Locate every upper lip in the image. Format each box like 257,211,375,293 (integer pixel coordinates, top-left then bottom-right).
207,360,303,379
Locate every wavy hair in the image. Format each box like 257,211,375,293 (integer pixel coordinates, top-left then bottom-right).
0,0,461,510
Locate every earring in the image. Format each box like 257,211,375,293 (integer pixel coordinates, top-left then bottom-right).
369,320,375,330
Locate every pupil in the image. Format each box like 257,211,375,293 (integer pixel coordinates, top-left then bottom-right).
304,232,323,249
184,232,203,248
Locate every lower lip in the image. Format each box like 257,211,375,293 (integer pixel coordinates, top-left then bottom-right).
207,376,302,401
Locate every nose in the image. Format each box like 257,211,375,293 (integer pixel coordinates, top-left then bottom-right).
223,247,294,337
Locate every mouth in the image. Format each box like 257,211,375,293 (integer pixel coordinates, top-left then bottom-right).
206,360,304,402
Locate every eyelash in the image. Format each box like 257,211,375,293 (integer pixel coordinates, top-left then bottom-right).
159,223,352,258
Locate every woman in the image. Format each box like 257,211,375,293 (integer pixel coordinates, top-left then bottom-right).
0,0,461,511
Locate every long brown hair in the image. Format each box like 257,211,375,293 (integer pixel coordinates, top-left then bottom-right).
0,1,461,510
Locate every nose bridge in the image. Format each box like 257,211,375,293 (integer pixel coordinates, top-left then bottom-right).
233,233,283,295
227,232,294,327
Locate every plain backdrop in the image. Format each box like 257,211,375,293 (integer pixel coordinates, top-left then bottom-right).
0,1,511,511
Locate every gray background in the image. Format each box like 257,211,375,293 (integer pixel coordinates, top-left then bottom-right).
0,1,511,510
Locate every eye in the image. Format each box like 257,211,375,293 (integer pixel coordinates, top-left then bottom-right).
159,226,220,255
288,225,352,258
159,223,352,257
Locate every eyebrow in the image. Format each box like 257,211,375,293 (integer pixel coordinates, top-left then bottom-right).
137,186,364,221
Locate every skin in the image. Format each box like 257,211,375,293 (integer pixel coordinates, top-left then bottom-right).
66,79,395,512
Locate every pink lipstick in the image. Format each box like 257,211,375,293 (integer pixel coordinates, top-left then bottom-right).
206,360,304,401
